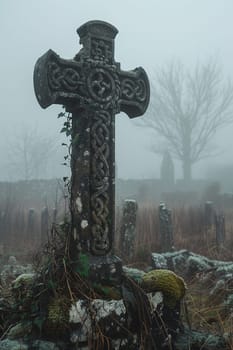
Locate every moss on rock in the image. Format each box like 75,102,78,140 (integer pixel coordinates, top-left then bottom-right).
141,269,186,309
46,296,71,336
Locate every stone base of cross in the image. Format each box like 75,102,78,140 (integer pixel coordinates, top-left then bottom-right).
87,255,122,285
34,20,150,284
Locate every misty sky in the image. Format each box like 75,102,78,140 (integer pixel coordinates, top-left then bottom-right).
1,0,233,181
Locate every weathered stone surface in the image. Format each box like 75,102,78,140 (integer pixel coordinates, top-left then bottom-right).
7,322,32,340
69,298,126,342
41,206,49,243
159,202,174,252
34,20,150,261
122,266,145,283
30,340,63,349
151,249,233,348
0,262,230,349
151,249,233,277
0,257,33,287
68,290,166,348
174,327,229,350
0,340,64,350
86,254,122,285
204,200,214,227
12,273,35,289
0,340,28,350
119,199,138,261
214,212,225,248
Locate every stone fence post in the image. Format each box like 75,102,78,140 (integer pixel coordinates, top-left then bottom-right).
215,212,225,251
41,206,49,244
204,201,214,228
119,199,138,262
159,202,174,252
26,208,36,241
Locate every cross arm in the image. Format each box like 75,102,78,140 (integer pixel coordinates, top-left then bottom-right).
33,49,84,109
119,67,150,118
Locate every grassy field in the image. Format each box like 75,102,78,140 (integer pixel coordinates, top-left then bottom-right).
115,203,233,348
115,204,233,264
1,203,233,347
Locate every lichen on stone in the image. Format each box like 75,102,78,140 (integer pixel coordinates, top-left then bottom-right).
123,266,145,283
11,273,35,303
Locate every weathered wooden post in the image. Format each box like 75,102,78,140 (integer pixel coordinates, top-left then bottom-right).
33,20,150,283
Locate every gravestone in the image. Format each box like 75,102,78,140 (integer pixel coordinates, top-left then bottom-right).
215,212,225,250
0,211,7,244
34,20,150,284
119,199,138,261
26,208,36,240
204,201,214,228
52,208,57,224
41,206,49,243
160,150,174,186
159,202,174,252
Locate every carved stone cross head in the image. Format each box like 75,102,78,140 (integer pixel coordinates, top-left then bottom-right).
34,20,149,116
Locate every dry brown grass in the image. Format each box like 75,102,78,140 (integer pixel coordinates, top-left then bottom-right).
183,274,233,349
1,202,233,344
1,201,233,265
115,203,233,346
115,203,233,264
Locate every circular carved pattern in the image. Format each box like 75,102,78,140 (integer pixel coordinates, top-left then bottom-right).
121,79,135,99
135,79,147,102
87,68,115,103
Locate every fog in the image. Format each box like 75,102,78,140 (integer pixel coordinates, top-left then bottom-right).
1,0,233,181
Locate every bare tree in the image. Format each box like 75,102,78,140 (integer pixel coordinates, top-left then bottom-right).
139,60,233,182
7,126,55,180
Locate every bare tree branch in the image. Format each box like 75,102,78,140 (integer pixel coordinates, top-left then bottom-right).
7,125,56,180
137,60,233,181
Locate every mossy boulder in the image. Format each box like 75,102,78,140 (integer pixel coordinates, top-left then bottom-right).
141,269,186,309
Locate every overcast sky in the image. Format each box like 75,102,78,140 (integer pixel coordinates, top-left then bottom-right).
1,0,233,181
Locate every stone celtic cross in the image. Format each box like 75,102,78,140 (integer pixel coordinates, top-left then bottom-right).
34,20,150,261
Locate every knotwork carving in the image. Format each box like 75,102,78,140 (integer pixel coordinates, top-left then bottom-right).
91,38,113,63
33,21,150,258
48,62,83,92
90,110,112,254
47,58,121,111
121,78,147,102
